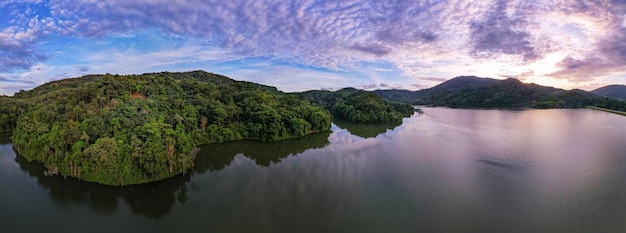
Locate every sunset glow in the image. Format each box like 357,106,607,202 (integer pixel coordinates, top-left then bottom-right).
1,0,626,95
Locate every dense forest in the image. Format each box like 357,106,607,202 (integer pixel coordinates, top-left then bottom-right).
8,71,622,186
0,96,26,132
295,88,414,123
376,76,626,111
1,71,332,185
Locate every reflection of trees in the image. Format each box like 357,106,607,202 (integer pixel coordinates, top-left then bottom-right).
195,131,331,172
14,154,193,219
333,119,402,138
9,130,331,219
0,133,11,144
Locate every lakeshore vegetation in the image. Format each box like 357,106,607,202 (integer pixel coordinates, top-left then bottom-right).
2,71,333,185
8,72,622,186
0,71,413,186
295,88,414,124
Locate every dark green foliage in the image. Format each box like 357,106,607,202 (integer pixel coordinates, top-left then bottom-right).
331,92,413,123
295,88,414,123
374,89,425,104
6,70,331,186
589,97,626,112
376,76,626,112
591,85,626,99
417,78,560,108
0,96,26,132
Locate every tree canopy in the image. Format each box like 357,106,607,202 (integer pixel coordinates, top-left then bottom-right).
4,71,332,185
375,76,626,111
295,88,414,124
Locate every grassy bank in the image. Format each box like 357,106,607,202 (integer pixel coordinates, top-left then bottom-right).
587,106,626,116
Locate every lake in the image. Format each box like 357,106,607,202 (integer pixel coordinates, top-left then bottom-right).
2,108,626,233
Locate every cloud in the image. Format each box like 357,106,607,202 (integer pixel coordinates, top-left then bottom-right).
546,0,626,82
0,74,38,95
549,54,624,82
43,0,444,69
411,84,429,89
499,71,534,80
377,83,404,89
0,75,35,84
361,83,378,89
417,77,447,82
219,62,372,92
0,49,48,71
2,0,626,93
0,0,42,8
18,63,56,82
559,56,597,70
349,43,391,56
376,29,438,44
598,28,626,66
0,83,37,95
76,66,90,72
0,15,57,71
468,0,541,62
76,41,241,75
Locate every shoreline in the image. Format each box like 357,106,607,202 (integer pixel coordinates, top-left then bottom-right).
586,106,626,116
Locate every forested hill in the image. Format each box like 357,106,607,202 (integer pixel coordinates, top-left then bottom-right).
375,76,626,111
0,71,332,186
294,88,414,124
592,85,626,99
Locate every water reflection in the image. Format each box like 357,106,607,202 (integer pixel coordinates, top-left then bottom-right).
13,151,194,218
3,108,626,233
195,130,331,171
333,119,402,138
5,130,333,219
0,133,11,144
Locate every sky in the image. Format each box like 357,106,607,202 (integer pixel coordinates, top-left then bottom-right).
1,0,626,95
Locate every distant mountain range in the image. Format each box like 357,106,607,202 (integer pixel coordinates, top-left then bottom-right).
591,85,626,99
374,76,626,110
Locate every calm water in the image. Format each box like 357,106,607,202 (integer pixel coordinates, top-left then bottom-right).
2,108,626,233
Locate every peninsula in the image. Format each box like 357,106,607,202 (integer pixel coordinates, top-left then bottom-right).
0,70,412,186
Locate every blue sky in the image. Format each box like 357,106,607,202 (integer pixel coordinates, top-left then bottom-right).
1,0,626,95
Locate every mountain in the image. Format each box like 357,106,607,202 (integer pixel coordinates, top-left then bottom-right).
374,76,505,105
591,85,626,99
418,77,569,108
426,76,499,94
375,76,626,110
0,71,333,186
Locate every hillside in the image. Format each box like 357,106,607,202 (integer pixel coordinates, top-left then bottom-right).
373,89,425,104
294,88,414,124
376,76,626,111
1,71,332,186
419,77,564,108
425,76,499,94
592,85,626,99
